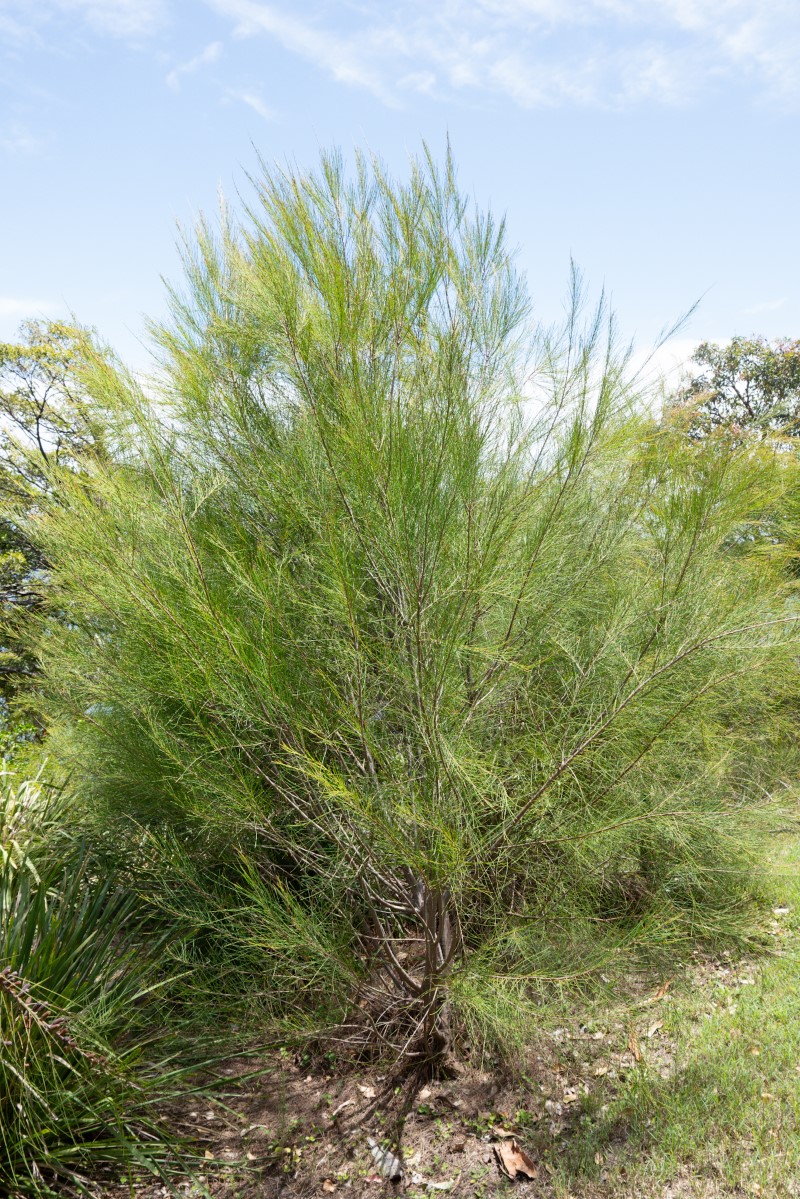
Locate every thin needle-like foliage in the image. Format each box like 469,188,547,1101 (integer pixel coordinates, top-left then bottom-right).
27,147,800,1073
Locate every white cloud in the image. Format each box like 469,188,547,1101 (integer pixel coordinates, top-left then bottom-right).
0,298,58,322
166,40,223,91
228,89,277,120
206,0,800,108
0,0,167,40
0,10,31,41
214,0,397,102
743,298,787,315
3,0,797,108
50,0,166,37
632,336,698,384
1,123,40,154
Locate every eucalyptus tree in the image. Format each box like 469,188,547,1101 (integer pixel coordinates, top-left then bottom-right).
30,150,800,1073
0,321,105,728
676,336,800,438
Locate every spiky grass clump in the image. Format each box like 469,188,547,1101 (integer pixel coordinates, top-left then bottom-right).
27,148,800,1071
0,772,185,1195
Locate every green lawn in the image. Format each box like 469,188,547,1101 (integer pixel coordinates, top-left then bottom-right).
559,831,800,1197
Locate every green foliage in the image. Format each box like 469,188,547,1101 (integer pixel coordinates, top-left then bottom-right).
26,149,800,1070
675,336,800,437
0,771,187,1196
0,320,104,495
0,321,106,729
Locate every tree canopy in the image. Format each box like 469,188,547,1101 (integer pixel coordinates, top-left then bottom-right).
676,336,800,438
0,320,105,732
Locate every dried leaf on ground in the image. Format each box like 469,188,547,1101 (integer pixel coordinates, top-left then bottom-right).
493,1138,539,1181
628,1030,642,1061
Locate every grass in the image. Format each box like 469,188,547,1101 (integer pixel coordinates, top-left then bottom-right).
558,826,800,1197
0,771,205,1197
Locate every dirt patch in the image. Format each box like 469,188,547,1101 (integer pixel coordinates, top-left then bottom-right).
104,944,783,1199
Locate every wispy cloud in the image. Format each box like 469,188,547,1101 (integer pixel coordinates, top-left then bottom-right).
166,40,223,91
214,0,397,102
630,336,699,391
50,0,167,37
743,297,787,315
226,89,277,121
206,0,800,108
0,10,33,42
0,0,167,42
1,123,41,154
0,297,58,322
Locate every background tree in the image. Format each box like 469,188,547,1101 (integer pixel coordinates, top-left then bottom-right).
0,320,105,739
675,336,800,438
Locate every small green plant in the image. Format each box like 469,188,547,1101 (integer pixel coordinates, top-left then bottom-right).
0,771,190,1195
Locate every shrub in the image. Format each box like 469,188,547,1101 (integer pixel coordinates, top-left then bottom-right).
29,149,800,1073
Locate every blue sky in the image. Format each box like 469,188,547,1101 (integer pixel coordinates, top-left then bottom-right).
1,0,798,373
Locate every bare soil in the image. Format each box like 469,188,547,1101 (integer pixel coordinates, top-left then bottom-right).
108,960,718,1199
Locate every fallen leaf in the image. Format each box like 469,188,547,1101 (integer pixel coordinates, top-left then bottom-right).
593,1065,609,1077
647,1022,664,1039
491,1127,515,1139
653,979,672,1001
357,1084,376,1100
544,1163,555,1176
452,1139,466,1153
761,1092,775,1102
493,1138,538,1181
628,1031,642,1062
418,1087,432,1100
204,1150,214,1160
427,1183,455,1192
322,1181,337,1193
594,1152,604,1166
